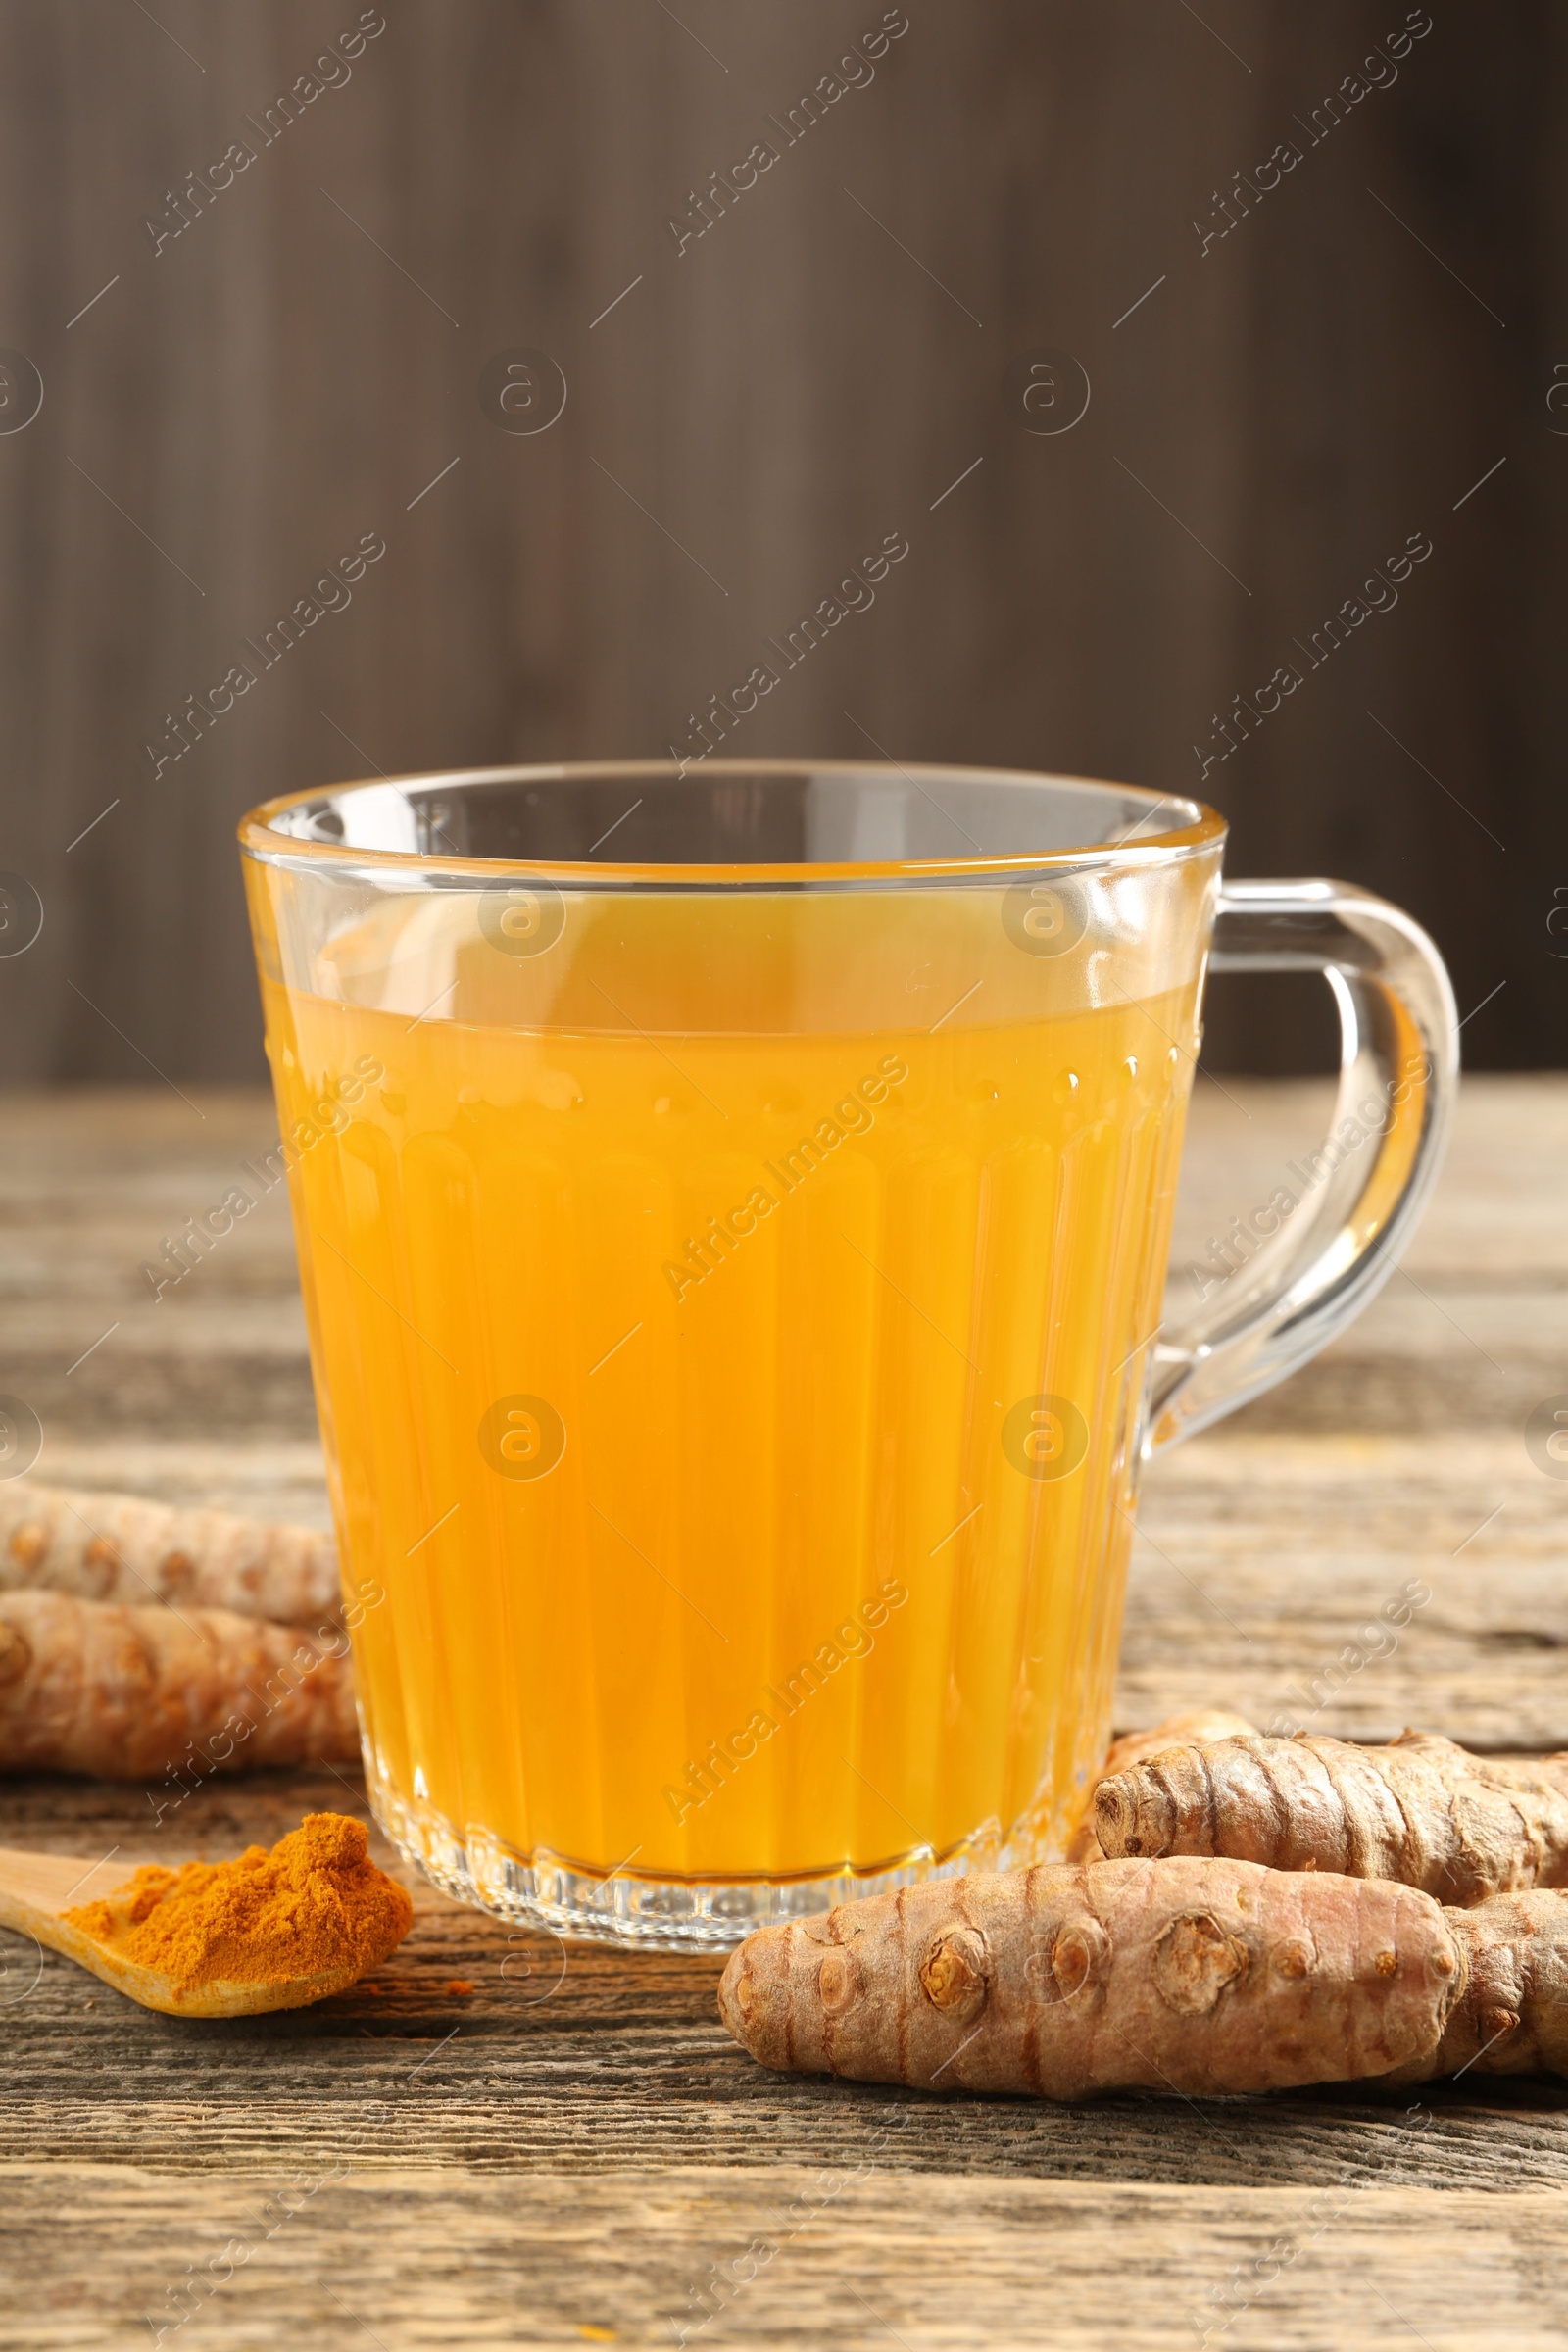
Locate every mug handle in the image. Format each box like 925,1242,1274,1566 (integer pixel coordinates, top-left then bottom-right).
1143,878,1458,1456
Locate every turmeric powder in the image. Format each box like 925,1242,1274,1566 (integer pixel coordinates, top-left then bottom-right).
66,1814,412,1994
1093,1729,1568,1904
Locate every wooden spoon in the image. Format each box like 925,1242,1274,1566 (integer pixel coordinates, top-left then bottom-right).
0,1844,371,2017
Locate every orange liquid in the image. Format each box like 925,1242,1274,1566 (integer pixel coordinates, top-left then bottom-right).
256,883,1199,1888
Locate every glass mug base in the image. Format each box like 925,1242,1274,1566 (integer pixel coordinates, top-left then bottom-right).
365,1751,1088,1953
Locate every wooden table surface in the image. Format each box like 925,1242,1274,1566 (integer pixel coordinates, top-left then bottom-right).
2,1078,1565,2350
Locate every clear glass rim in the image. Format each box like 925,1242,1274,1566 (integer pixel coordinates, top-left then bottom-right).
238,758,1226,888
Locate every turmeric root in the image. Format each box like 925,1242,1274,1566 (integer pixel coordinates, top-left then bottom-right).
1064,1710,1258,1863
718,1857,1468,2098
0,1591,357,1779
0,1482,338,1625
1094,1730,1568,1905
1401,1889,1568,2082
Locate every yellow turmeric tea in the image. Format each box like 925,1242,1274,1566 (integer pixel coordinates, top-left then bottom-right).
255,876,1200,1911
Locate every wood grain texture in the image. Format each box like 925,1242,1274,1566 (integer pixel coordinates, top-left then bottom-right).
0,2,1561,1085
0,1078,1563,2347
6,2166,1568,2350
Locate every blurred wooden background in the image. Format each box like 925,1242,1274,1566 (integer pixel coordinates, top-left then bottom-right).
0,0,1562,1083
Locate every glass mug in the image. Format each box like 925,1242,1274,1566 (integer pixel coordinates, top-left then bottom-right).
239,762,1454,1949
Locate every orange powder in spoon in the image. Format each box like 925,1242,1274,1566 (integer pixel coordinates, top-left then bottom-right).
67,1813,412,1993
